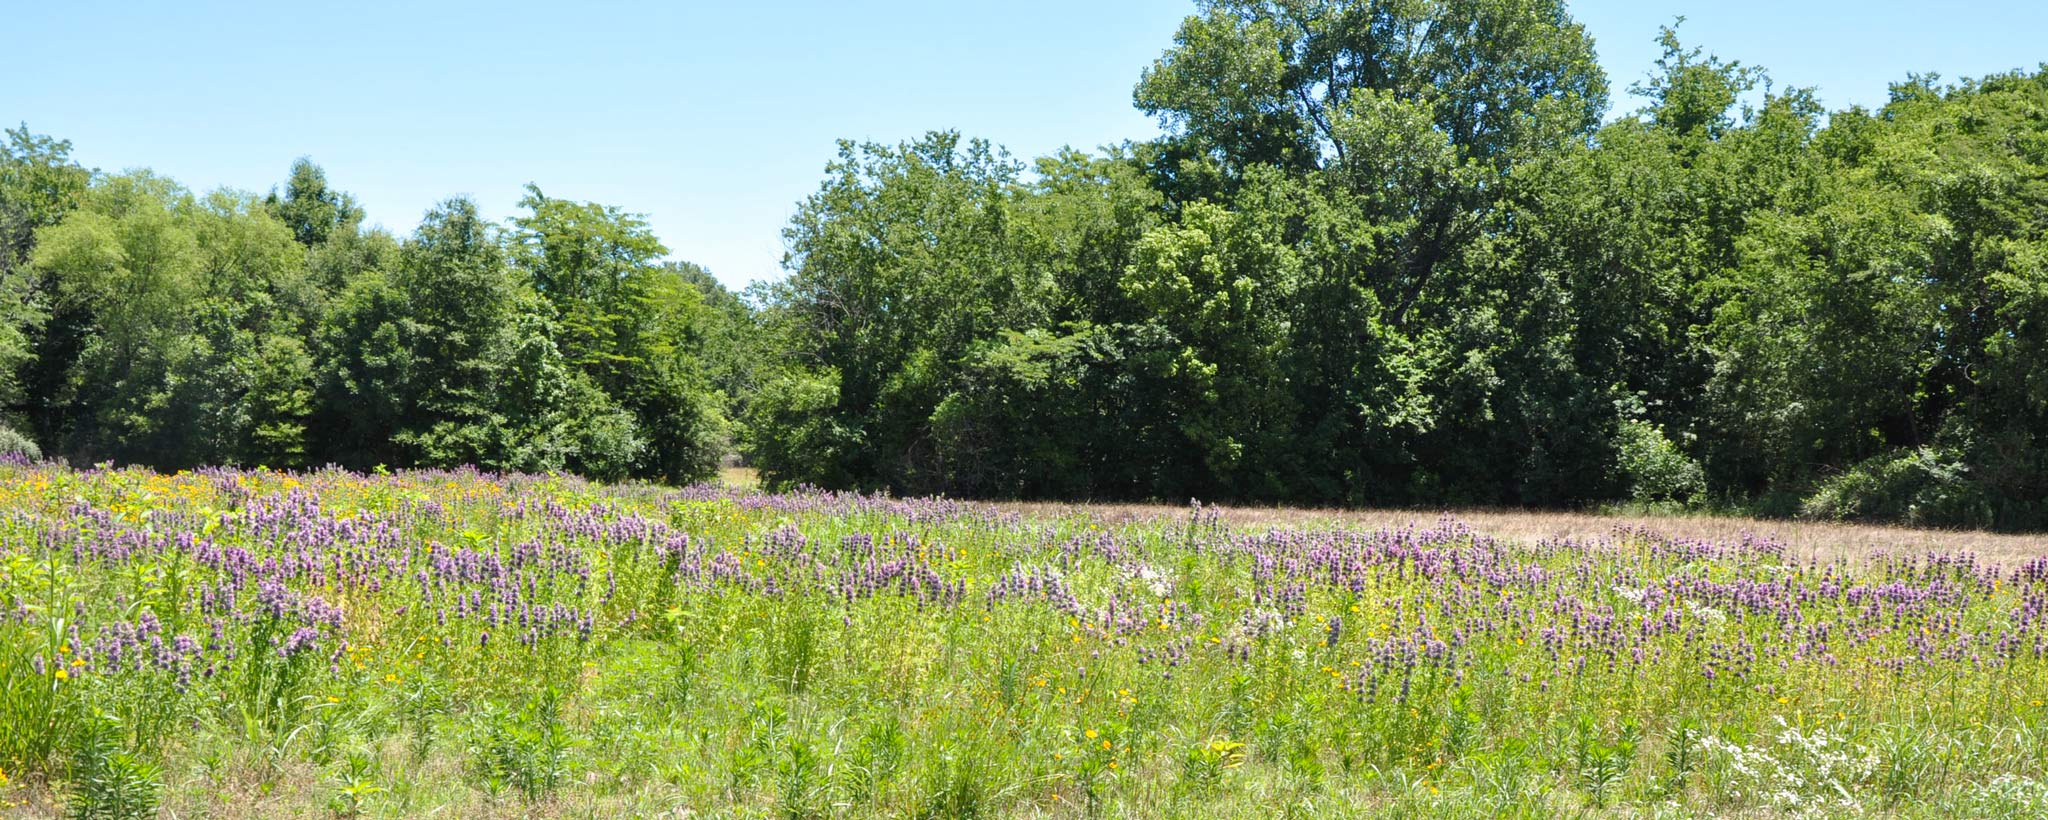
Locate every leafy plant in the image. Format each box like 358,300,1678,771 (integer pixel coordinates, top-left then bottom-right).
65,712,159,820
471,688,578,804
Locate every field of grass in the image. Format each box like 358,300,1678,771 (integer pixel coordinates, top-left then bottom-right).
2,463,2046,818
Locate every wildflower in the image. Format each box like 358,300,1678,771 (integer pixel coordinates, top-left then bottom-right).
1084,729,1098,739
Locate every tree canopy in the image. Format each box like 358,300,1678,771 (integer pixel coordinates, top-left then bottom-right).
4,3,2047,530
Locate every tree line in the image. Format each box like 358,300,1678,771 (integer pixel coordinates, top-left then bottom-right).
4,0,2046,529
0,150,733,484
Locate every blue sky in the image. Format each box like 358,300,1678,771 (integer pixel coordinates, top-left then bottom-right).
8,0,2045,289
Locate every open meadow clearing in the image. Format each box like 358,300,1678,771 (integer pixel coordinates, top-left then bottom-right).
1,463,2046,818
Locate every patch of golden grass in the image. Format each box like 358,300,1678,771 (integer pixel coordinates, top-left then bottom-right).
717,465,760,490
992,501,2048,565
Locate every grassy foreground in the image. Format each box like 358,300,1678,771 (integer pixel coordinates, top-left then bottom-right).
1,464,2045,818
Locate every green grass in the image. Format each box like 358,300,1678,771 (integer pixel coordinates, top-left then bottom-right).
0,464,2044,818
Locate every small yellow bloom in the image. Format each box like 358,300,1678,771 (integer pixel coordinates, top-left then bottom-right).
326,696,340,703
1084,729,1098,739
1101,740,1111,750
54,669,68,681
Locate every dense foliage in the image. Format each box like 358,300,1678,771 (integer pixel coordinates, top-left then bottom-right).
751,6,2048,530
0,144,735,483
1,464,2045,817
5,0,2047,529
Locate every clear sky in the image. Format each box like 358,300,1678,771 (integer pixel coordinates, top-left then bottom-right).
8,0,2045,289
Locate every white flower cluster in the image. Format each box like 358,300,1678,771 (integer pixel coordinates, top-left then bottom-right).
1128,563,1174,598
1959,774,2048,814
1700,716,1876,817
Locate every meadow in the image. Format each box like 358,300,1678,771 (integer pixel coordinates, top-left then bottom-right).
1,462,2045,818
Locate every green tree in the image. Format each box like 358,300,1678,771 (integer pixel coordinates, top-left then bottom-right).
0,125,91,445
761,132,1050,490
28,176,314,467
265,158,364,248
510,186,725,483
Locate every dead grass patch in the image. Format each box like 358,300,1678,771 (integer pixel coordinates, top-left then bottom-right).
991,501,2048,565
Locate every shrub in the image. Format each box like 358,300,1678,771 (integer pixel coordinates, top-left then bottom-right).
1614,419,1704,503
1800,447,1990,528
0,422,40,460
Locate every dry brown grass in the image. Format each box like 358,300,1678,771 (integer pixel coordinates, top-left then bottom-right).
716,465,761,491
991,500,2048,565
718,469,2045,564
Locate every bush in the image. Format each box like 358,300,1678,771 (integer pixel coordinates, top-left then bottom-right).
0,423,40,460
1800,447,1991,528
1614,419,1704,503
741,368,860,490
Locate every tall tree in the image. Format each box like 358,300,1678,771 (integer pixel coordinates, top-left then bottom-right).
510,186,726,483
265,158,364,248
0,126,91,436
760,132,1049,490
